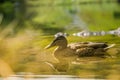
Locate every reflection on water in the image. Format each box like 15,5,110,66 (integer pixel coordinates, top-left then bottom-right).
2,75,104,80
0,41,120,78
1,55,120,80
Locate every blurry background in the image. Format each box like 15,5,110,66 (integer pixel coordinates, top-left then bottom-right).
0,0,120,33
0,0,120,79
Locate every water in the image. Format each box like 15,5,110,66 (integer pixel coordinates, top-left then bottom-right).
1,1,120,80
0,75,104,80
28,0,120,33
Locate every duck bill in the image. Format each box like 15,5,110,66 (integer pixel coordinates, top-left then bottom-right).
45,41,56,49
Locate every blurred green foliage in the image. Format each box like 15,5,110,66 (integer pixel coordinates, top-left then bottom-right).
0,0,120,33
0,0,14,22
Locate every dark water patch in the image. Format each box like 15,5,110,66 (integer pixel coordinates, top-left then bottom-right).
114,11,120,19
31,23,65,35
117,0,120,3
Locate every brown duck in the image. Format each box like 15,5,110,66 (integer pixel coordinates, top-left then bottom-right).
45,35,115,71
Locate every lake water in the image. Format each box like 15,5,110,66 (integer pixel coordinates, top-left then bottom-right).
0,75,105,80
0,1,120,80
30,0,120,33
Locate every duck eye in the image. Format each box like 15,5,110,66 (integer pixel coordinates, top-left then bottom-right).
53,38,61,43
57,37,62,40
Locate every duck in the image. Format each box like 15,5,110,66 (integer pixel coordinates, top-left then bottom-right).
45,34,115,71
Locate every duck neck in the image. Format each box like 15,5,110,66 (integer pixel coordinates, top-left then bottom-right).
58,45,67,50
58,40,68,50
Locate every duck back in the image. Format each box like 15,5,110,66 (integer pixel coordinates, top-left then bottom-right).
68,42,109,57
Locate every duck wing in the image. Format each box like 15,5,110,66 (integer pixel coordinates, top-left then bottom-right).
68,42,108,50
86,42,108,49
76,47,107,57
68,42,113,57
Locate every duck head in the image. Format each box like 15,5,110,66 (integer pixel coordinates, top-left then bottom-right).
45,35,68,49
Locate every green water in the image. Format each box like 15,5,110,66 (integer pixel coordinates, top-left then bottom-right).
28,0,120,34
0,1,120,80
